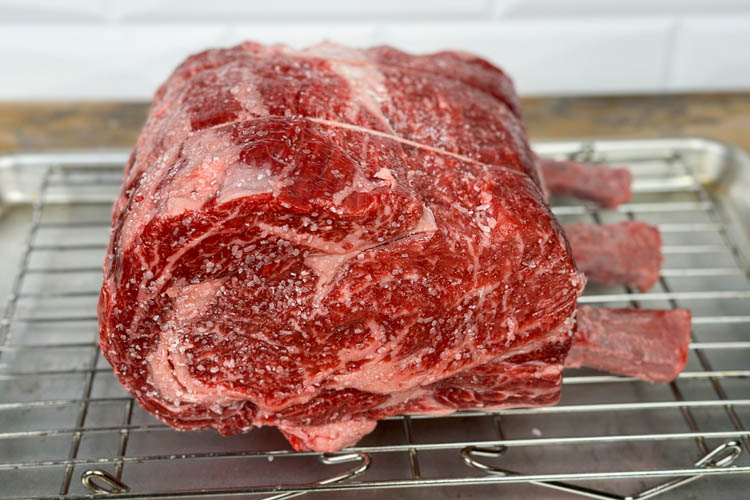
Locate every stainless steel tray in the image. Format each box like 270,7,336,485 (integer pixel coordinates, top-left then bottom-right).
1,138,749,500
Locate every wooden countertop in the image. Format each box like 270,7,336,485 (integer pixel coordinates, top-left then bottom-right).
2,93,750,153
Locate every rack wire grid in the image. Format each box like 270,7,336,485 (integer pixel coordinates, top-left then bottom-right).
1,138,750,500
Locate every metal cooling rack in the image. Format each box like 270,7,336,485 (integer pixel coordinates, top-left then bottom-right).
1,138,749,499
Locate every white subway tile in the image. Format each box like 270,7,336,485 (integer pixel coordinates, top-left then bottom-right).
115,0,490,22
0,26,228,99
669,17,750,91
0,0,110,22
379,19,674,95
497,0,750,19
490,0,529,18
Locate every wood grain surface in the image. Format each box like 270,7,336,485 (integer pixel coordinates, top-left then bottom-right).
2,93,750,153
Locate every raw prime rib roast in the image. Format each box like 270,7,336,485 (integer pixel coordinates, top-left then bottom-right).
98,42,683,452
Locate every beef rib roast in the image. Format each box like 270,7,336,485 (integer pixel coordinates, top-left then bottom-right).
100,41,614,452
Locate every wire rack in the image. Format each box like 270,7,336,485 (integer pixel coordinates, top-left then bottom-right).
1,139,750,500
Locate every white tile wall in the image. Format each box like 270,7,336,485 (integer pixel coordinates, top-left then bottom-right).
0,0,749,99
115,0,493,22
0,0,111,23
501,0,750,18
379,19,674,95
670,17,750,91
0,25,229,99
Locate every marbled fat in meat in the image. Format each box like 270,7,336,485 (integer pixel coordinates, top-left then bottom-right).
98,42,584,452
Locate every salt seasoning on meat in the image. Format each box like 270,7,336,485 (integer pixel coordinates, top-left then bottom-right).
98,42,585,452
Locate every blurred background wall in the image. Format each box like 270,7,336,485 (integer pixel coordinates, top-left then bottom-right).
1,0,749,100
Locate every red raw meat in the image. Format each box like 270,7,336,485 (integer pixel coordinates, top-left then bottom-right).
567,306,691,382
565,221,663,292
540,158,632,209
98,42,584,452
